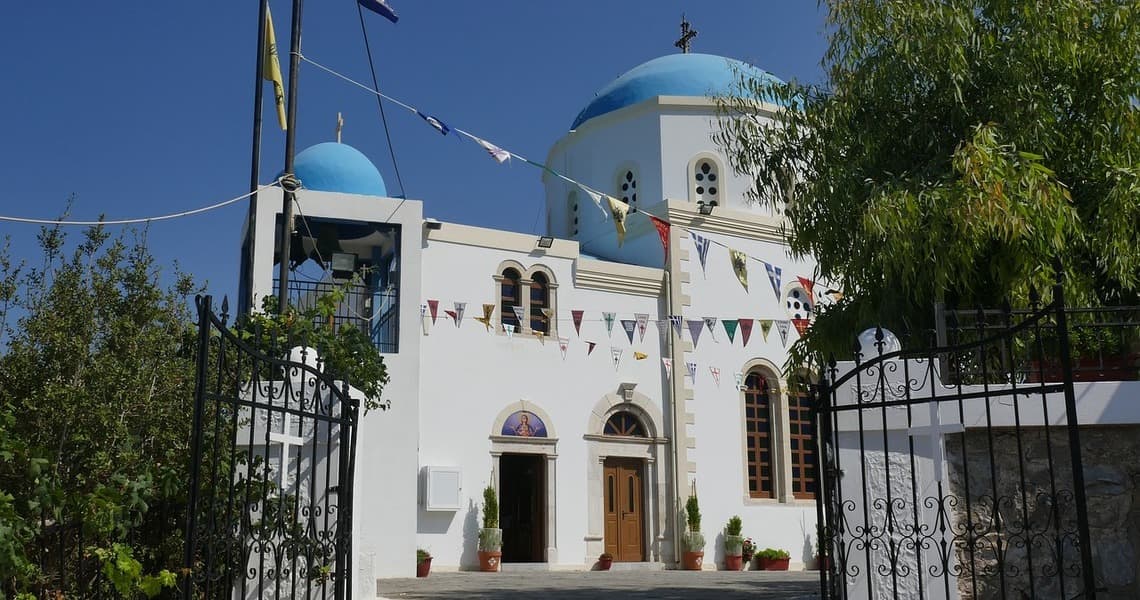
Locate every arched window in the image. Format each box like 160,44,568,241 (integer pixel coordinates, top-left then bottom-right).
692,158,720,206
787,379,816,499
744,371,775,498
500,268,521,328
617,168,638,209
530,272,549,333
603,411,646,437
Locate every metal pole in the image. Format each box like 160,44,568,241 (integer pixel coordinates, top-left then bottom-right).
244,0,269,316
1053,270,1098,599
276,0,305,312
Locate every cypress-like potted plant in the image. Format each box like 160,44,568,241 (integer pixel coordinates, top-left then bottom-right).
478,485,502,572
681,493,705,570
723,515,744,571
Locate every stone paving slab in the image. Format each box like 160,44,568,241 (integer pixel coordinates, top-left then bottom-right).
377,570,821,599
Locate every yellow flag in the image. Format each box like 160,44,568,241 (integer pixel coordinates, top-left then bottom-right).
606,195,629,246
264,7,287,130
730,249,748,291
634,351,648,360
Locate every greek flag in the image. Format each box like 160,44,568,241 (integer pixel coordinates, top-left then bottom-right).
358,0,399,23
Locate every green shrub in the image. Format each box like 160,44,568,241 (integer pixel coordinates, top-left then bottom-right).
482,485,499,529
726,515,742,536
684,493,701,532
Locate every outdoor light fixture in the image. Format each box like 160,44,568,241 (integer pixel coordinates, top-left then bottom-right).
697,202,714,216
536,236,555,249
330,252,357,279
424,219,443,230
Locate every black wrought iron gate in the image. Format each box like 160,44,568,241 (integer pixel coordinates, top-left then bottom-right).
183,296,359,600
815,282,1098,599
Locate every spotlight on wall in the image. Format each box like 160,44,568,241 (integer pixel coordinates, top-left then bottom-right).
330,252,357,280
536,236,555,249
424,219,443,231
697,202,714,216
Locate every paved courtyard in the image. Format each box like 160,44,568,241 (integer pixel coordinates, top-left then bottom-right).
377,570,820,599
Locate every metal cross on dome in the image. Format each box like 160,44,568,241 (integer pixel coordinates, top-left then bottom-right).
907,400,965,484
675,15,698,54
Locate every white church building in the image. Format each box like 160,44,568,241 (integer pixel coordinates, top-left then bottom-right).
241,51,830,590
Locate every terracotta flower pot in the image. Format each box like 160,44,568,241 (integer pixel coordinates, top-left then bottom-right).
815,555,831,571
416,557,432,578
478,550,501,572
598,557,613,571
682,551,704,570
725,554,743,571
767,557,790,571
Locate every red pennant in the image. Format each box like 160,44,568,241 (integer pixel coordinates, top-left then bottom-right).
586,341,597,355
738,318,754,347
572,310,584,335
427,299,440,324
797,277,816,300
647,214,670,263
444,310,458,322
792,318,811,336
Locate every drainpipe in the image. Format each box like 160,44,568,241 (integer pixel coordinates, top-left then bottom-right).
662,221,684,567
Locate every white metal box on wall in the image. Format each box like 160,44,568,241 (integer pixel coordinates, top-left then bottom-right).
421,466,462,511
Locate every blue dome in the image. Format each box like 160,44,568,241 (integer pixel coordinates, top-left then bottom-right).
291,142,387,197
571,53,785,130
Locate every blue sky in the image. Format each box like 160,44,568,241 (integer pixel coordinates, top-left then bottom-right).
0,1,827,301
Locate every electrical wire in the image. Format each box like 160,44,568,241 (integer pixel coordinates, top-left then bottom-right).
0,180,282,226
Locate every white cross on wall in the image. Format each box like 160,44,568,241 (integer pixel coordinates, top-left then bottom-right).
268,411,306,493
907,401,964,484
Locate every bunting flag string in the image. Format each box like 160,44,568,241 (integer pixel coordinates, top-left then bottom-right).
475,303,495,331
703,317,718,341
512,305,526,326
586,341,597,356
427,299,439,324
572,310,584,335
662,358,673,379
620,319,636,344
739,318,754,347
686,319,704,348
635,313,649,342
685,361,698,382
504,323,516,339
669,315,683,338
472,136,510,163
416,110,451,136
454,302,466,327
764,262,783,300
603,312,616,336
445,309,457,323
797,277,816,300
634,351,648,360
709,367,721,387
775,320,791,347
607,196,629,246
610,347,623,370
722,319,738,344
792,318,812,337
730,249,748,291
558,337,569,359
690,232,711,276
648,214,671,263
760,319,773,342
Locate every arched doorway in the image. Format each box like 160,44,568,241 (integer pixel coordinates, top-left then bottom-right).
489,401,558,563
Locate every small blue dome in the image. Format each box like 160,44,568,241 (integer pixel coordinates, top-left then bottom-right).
291,142,387,197
571,53,785,130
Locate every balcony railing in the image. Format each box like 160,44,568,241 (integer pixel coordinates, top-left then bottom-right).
277,278,399,353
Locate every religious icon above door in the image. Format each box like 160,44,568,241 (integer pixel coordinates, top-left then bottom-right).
501,410,548,437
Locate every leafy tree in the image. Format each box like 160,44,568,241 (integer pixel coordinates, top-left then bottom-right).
715,0,1140,362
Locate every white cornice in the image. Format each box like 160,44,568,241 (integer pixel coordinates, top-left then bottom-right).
652,199,789,245
574,259,664,297
425,222,579,259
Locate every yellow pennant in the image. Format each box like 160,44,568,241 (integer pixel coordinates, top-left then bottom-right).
634,351,648,360
474,303,496,331
606,195,629,246
730,249,748,291
263,6,287,130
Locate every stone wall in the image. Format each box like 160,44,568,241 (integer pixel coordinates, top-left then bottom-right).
946,426,1140,600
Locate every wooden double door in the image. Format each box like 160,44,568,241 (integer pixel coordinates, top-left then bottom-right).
602,458,644,562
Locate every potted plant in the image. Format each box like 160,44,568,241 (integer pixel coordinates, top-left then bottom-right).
681,492,705,570
478,485,502,572
756,548,791,571
416,549,432,578
741,538,756,569
814,524,832,571
597,552,613,571
723,515,744,571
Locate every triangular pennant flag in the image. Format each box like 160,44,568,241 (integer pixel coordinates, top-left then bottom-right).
635,313,649,342
792,318,812,337
730,249,748,291
634,351,648,360
571,310,584,335
647,214,670,263
454,302,466,327
358,0,399,23
579,185,610,219
534,331,545,344
738,318,754,347
686,319,704,348
690,231,711,275
710,367,721,387
610,347,623,369
472,135,511,163
764,262,783,299
444,309,458,322
662,358,673,379
797,277,816,300
685,361,698,381
475,303,495,332
512,305,526,326
586,341,597,356
262,6,287,130
558,337,569,359
703,317,719,341
427,299,440,324
734,372,745,390
416,110,452,136
607,195,630,246
542,308,554,321
603,312,616,336
504,323,516,339
760,319,773,342
669,315,683,338
620,319,637,344
722,319,739,343
420,304,427,320
776,320,791,347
